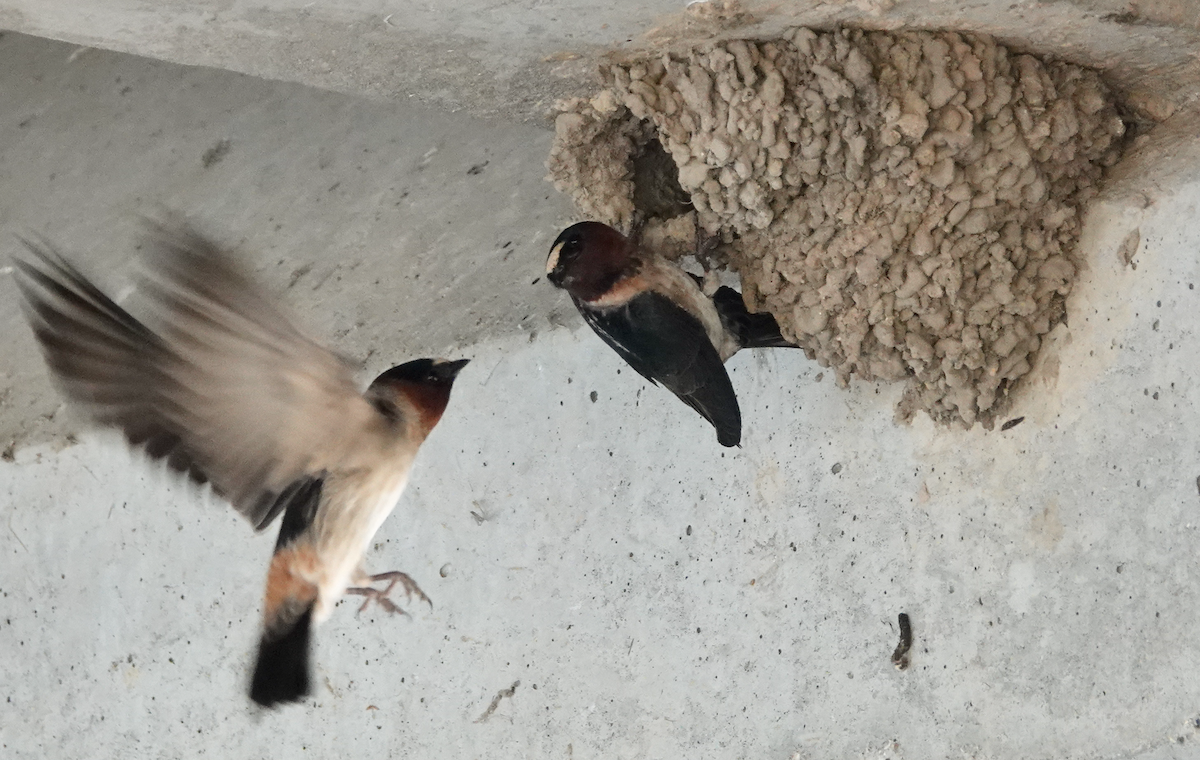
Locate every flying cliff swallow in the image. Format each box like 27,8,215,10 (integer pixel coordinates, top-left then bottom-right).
12,220,468,707
546,221,794,447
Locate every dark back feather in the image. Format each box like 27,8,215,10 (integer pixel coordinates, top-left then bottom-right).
578,291,741,447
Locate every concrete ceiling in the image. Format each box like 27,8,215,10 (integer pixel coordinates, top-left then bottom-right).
0,1,1198,123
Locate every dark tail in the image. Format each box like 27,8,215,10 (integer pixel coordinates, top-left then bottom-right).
710,286,796,350
250,604,313,707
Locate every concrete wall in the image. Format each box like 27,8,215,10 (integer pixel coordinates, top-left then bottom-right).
0,1,1198,122
3,10,1200,760
0,30,573,451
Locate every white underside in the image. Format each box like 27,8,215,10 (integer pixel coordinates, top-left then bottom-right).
311,470,411,623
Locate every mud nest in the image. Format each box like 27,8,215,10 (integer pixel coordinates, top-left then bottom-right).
547,27,1127,428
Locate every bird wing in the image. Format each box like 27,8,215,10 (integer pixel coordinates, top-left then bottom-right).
13,222,386,530
577,291,741,447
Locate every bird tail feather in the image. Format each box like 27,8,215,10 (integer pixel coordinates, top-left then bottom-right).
250,603,314,707
250,546,319,707
710,286,797,350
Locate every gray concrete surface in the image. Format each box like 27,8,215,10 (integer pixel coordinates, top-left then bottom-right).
0,30,574,451
1,1,1199,122
3,20,1200,760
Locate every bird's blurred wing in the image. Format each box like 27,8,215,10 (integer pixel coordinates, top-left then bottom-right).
13,223,384,530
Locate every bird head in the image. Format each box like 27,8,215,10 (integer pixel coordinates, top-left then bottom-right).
368,358,469,437
546,222,633,301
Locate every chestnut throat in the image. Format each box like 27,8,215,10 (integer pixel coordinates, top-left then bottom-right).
568,255,641,303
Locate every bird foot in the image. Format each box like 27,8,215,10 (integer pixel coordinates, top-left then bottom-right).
627,210,647,248
693,214,722,264
345,571,431,617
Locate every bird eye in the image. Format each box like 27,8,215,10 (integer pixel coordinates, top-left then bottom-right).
559,238,580,258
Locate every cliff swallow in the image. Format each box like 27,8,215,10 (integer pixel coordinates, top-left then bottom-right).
12,220,468,707
546,221,793,447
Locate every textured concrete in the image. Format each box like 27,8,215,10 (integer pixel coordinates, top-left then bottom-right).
3,23,1200,760
1,1,1199,122
0,31,574,451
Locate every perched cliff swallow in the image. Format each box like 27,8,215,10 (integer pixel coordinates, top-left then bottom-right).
12,220,468,707
546,221,793,447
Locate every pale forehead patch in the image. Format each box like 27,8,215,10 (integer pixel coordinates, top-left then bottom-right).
545,242,564,274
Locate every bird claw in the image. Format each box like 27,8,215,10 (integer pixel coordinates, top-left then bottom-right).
627,210,647,248
693,214,722,263
345,571,431,617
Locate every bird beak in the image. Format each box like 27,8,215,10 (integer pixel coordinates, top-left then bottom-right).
431,358,470,381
